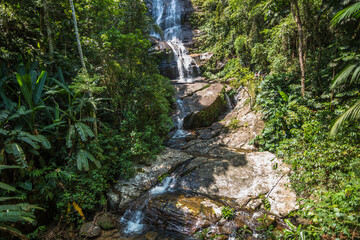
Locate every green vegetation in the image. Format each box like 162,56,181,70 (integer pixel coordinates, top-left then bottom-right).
221,206,235,220
191,0,360,238
2,0,360,238
0,0,173,237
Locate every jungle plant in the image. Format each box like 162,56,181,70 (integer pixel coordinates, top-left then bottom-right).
281,219,306,240
221,206,235,220
0,165,44,239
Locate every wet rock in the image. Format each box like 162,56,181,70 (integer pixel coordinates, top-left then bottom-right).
97,214,115,230
108,148,193,211
183,84,226,129
94,229,121,240
145,231,158,240
80,222,101,238
144,193,223,235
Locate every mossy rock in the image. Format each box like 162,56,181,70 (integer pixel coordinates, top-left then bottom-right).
97,214,115,230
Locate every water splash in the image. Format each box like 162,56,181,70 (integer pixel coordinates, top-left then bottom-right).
150,175,177,195
120,210,145,234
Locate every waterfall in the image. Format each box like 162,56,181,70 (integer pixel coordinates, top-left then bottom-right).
151,0,199,83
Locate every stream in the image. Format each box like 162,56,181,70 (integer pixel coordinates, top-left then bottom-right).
112,0,298,239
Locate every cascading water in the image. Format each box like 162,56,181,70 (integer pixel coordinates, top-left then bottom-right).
120,0,200,235
120,174,178,235
151,0,199,83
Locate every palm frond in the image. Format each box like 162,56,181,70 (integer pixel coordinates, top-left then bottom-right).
331,63,359,89
330,100,360,136
331,2,360,26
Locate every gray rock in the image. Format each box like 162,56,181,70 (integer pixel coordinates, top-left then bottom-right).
108,148,193,211
80,222,101,237
183,84,226,129
175,150,297,217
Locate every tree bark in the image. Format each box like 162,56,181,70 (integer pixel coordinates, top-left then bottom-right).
43,0,54,54
291,0,306,97
69,0,87,72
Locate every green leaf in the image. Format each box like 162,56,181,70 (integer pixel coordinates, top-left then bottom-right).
76,150,88,171
83,150,101,168
0,223,28,240
0,181,17,192
16,73,33,109
34,135,51,149
5,143,27,167
33,71,47,105
0,165,21,170
18,136,40,150
75,122,94,142
0,197,22,202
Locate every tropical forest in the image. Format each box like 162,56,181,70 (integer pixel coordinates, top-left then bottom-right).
0,0,359,239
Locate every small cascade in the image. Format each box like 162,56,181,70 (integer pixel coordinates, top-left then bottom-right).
120,210,145,234
150,175,177,195
120,173,178,235
172,98,190,139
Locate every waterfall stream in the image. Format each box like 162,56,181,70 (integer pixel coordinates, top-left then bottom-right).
120,0,201,236
151,0,199,83
151,0,200,141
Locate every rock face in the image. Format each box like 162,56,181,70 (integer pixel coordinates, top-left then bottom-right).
108,148,192,212
182,83,226,129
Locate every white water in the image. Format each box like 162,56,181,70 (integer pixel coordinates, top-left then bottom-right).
121,175,177,234
151,0,199,83
120,210,145,234
172,99,190,139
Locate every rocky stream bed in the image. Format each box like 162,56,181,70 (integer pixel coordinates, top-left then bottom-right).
79,0,299,238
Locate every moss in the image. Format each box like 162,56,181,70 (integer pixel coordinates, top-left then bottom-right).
190,92,226,128
158,173,169,182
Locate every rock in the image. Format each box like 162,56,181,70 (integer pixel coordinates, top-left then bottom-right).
94,229,121,240
145,231,158,240
97,214,115,230
189,52,213,67
183,84,226,129
144,193,223,235
175,150,297,217
198,128,221,140
80,222,101,238
108,148,193,211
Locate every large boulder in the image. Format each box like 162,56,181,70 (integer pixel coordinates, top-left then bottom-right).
183,83,226,129
175,149,297,217
144,193,223,235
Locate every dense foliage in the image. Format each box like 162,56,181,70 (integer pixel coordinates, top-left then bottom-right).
190,0,360,238
0,0,173,238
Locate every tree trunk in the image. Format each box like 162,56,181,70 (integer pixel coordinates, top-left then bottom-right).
291,0,306,97
43,0,54,54
69,0,87,72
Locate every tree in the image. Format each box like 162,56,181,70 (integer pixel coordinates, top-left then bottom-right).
43,0,54,54
69,0,87,72
291,0,306,97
